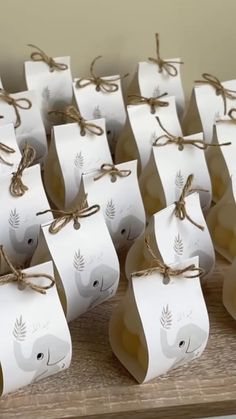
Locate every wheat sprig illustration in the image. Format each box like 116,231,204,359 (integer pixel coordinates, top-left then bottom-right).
13,315,27,341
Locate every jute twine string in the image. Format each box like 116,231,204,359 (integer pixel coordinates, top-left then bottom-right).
28,44,68,72
153,116,231,150
0,89,32,128
217,108,236,124
10,144,36,197
132,237,204,278
174,174,206,231
94,163,131,183
76,55,129,92
0,142,15,166
195,73,236,115
148,33,183,77
48,106,104,136
0,245,55,294
128,92,169,114
37,197,100,234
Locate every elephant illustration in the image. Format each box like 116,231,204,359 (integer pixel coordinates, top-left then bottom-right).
18,136,47,163
14,334,70,382
106,213,144,250
160,322,207,370
9,224,38,260
74,264,118,309
106,119,123,156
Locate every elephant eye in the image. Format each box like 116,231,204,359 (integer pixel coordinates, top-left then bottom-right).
93,280,99,288
37,352,44,360
28,238,34,246
107,130,111,135
179,340,185,348
121,228,126,235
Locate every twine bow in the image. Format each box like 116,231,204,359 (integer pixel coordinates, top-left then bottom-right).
10,144,36,197
28,44,68,72
195,73,236,115
0,142,15,166
0,89,32,129
48,105,104,136
174,174,206,230
132,237,204,279
0,245,55,294
94,163,131,182
228,108,236,121
76,55,129,92
153,116,231,150
37,199,100,234
148,33,183,77
128,92,169,114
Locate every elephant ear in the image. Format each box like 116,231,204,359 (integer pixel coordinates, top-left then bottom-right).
0,362,3,396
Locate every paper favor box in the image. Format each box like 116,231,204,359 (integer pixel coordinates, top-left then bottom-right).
25,46,73,133
78,160,146,250
0,261,72,396
31,208,120,322
206,116,235,202
139,132,212,218
109,256,209,383
128,34,185,117
126,192,215,280
207,176,236,262
183,74,236,142
44,118,112,209
115,95,182,172
223,258,236,320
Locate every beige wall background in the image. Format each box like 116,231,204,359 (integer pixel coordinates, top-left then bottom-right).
0,0,235,102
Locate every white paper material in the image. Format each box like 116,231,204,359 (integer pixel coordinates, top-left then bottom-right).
140,132,212,212
0,89,47,163
127,96,182,170
126,193,215,279
44,118,112,209
25,56,73,133
223,258,236,320
0,124,22,176
192,79,236,142
32,210,120,322
0,165,53,272
138,60,185,117
73,76,127,153
0,261,72,396
82,160,146,250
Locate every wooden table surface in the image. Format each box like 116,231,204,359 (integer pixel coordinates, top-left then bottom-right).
1,254,236,419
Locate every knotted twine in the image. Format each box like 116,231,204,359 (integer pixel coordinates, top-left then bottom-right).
148,33,183,77
28,44,68,72
174,174,206,231
195,73,236,115
153,116,231,150
0,89,32,128
0,142,15,166
37,198,100,233
10,144,36,197
0,245,55,294
128,92,169,114
132,237,204,279
94,163,131,183
48,106,104,136
76,55,129,92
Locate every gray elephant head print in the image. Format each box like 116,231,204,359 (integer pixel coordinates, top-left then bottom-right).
105,202,144,250
8,212,38,260
74,256,118,310
160,307,207,370
106,119,122,155
13,317,70,382
19,137,47,163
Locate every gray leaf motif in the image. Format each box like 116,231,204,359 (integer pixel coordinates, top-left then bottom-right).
42,86,51,102
152,86,160,97
9,209,20,229
74,152,84,169
175,170,184,189
173,234,184,256
160,305,172,329
105,200,115,219
13,316,27,341
73,250,85,272
150,131,157,145
93,105,102,119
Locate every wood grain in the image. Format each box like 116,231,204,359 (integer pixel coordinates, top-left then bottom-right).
1,254,236,419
